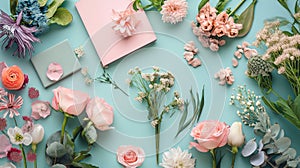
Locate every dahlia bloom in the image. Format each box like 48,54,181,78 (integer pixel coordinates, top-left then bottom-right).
160,0,188,24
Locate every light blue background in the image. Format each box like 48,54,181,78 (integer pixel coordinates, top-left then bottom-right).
0,0,299,167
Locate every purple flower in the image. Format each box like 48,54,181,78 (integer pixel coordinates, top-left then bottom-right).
0,10,40,58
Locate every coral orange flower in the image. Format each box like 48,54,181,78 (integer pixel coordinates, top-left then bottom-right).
1,65,25,90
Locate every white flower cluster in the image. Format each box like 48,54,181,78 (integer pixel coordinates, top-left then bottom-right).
230,85,266,126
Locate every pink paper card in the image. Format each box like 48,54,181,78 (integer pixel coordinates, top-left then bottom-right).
75,0,157,66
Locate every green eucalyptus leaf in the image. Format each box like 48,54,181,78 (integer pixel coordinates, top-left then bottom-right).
51,164,67,168
262,132,272,144
274,137,291,153
46,142,67,158
283,148,297,159
215,0,230,13
287,159,300,167
82,124,97,145
38,0,47,7
250,151,265,166
10,0,18,15
275,154,290,165
279,129,285,138
46,0,64,18
270,123,280,138
198,0,209,12
237,0,257,37
71,162,98,168
242,138,257,157
73,151,92,162
49,8,72,26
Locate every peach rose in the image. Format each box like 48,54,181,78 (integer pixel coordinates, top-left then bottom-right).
86,97,114,131
117,145,145,168
190,120,229,152
51,86,90,116
1,65,25,90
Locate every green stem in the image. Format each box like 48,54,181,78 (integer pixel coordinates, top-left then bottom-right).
32,144,37,168
60,114,69,144
155,122,161,165
1,130,8,137
231,146,238,168
229,0,246,16
13,116,18,126
20,144,27,168
112,82,129,96
210,149,217,168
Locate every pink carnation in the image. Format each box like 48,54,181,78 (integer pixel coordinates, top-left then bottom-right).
31,100,51,120
161,0,188,24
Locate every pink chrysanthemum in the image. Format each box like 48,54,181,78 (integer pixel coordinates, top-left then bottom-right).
0,93,23,118
26,151,36,162
7,148,22,163
28,87,39,99
160,0,188,24
112,8,137,37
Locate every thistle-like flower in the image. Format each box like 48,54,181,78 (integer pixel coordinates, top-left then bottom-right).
0,10,40,58
247,55,273,77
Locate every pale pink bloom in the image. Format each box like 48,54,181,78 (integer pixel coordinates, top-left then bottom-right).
47,63,63,81
112,8,137,37
214,67,234,85
232,58,239,67
86,97,114,131
278,66,285,74
52,86,90,116
31,100,51,120
161,0,188,24
188,58,201,67
219,39,226,46
21,116,33,133
227,28,239,38
209,42,219,51
198,36,210,48
184,41,198,54
191,23,201,36
212,25,226,37
0,134,11,158
190,120,229,152
117,145,145,168
234,50,242,59
0,93,23,118
215,11,228,26
198,3,217,20
200,19,214,32
184,52,194,61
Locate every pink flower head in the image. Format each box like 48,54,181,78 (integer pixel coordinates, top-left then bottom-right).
161,0,188,24
209,42,219,52
215,11,229,26
200,19,214,32
52,86,90,116
117,145,145,168
184,51,194,61
190,120,229,152
86,97,114,131
0,118,7,131
198,3,217,20
26,151,36,162
47,63,63,81
212,25,226,37
7,148,22,163
28,87,39,99
31,100,50,120
0,93,23,118
21,116,33,133
214,67,234,85
0,134,11,158
112,8,137,37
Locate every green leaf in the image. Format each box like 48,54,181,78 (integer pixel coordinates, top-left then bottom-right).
291,25,300,34
71,162,98,168
215,0,230,13
49,8,73,26
10,0,18,15
262,96,281,114
73,151,91,162
46,0,64,18
237,0,257,37
198,0,209,12
283,30,294,36
274,137,291,153
46,142,67,158
278,0,290,12
82,124,97,145
38,0,48,7
276,98,298,121
133,0,141,11
197,87,205,122
292,95,300,119
295,0,300,13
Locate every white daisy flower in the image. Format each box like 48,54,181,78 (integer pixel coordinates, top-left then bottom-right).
8,127,32,146
160,147,195,168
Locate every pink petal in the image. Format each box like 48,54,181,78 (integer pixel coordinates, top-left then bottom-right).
47,63,63,81
188,58,202,68
232,58,239,67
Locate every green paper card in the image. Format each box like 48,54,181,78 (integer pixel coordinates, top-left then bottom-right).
31,40,81,88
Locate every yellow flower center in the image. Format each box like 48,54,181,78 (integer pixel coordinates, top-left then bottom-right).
15,133,23,142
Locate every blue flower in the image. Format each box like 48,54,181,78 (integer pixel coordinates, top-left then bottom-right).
16,0,49,33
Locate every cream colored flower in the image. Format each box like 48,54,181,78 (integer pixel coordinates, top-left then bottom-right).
228,122,245,147
160,147,195,168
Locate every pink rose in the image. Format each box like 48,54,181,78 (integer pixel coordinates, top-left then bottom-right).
51,86,90,116
117,145,145,168
190,120,229,152
31,100,51,120
86,97,114,131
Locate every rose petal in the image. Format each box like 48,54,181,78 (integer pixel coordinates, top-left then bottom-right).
232,58,239,67
188,58,202,67
46,63,63,81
